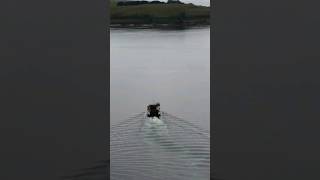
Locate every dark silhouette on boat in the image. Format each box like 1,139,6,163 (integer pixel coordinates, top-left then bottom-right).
147,103,161,118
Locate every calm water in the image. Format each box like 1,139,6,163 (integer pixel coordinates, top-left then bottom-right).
110,27,210,130
110,27,210,180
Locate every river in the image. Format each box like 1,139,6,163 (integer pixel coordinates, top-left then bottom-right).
110,27,210,130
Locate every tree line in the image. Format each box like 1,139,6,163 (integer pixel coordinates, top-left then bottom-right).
117,1,183,6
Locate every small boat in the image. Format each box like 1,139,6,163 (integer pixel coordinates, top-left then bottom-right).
147,103,161,118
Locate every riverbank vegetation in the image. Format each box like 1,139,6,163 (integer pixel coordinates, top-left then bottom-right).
110,0,210,28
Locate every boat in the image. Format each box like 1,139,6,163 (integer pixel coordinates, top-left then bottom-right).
147,103,161,118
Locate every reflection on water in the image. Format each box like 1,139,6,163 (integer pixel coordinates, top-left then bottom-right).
111,112,210,180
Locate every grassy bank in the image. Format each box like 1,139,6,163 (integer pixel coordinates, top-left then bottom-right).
110,1,210,28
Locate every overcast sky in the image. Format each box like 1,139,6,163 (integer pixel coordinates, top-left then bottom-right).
180,0,210,6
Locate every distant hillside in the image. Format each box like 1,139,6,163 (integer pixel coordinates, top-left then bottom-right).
110,0,210,28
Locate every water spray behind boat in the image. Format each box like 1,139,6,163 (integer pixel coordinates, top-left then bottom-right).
143,102,168,135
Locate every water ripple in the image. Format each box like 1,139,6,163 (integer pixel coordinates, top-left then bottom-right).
64,111,210,180
111,112,210,180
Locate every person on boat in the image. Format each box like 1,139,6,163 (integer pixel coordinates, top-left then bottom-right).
147,103,161,118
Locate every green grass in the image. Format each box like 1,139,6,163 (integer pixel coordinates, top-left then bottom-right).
110,2,210,25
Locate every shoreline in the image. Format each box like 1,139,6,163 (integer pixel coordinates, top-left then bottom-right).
109,23,210,30
111,2,210,30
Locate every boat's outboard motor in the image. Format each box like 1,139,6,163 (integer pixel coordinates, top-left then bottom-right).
147,103,161,118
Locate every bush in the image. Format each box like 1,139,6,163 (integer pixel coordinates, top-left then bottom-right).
167,0,183,4
150,1,165,4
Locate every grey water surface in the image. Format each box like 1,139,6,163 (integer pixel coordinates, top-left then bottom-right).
63,26,210,180
110,27,210,180
111,112,210,180
64,112,210,180
111,27,210,130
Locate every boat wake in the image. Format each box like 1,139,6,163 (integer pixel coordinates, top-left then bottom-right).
111,112,210,180
142,117,169,136
63,112,210,180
